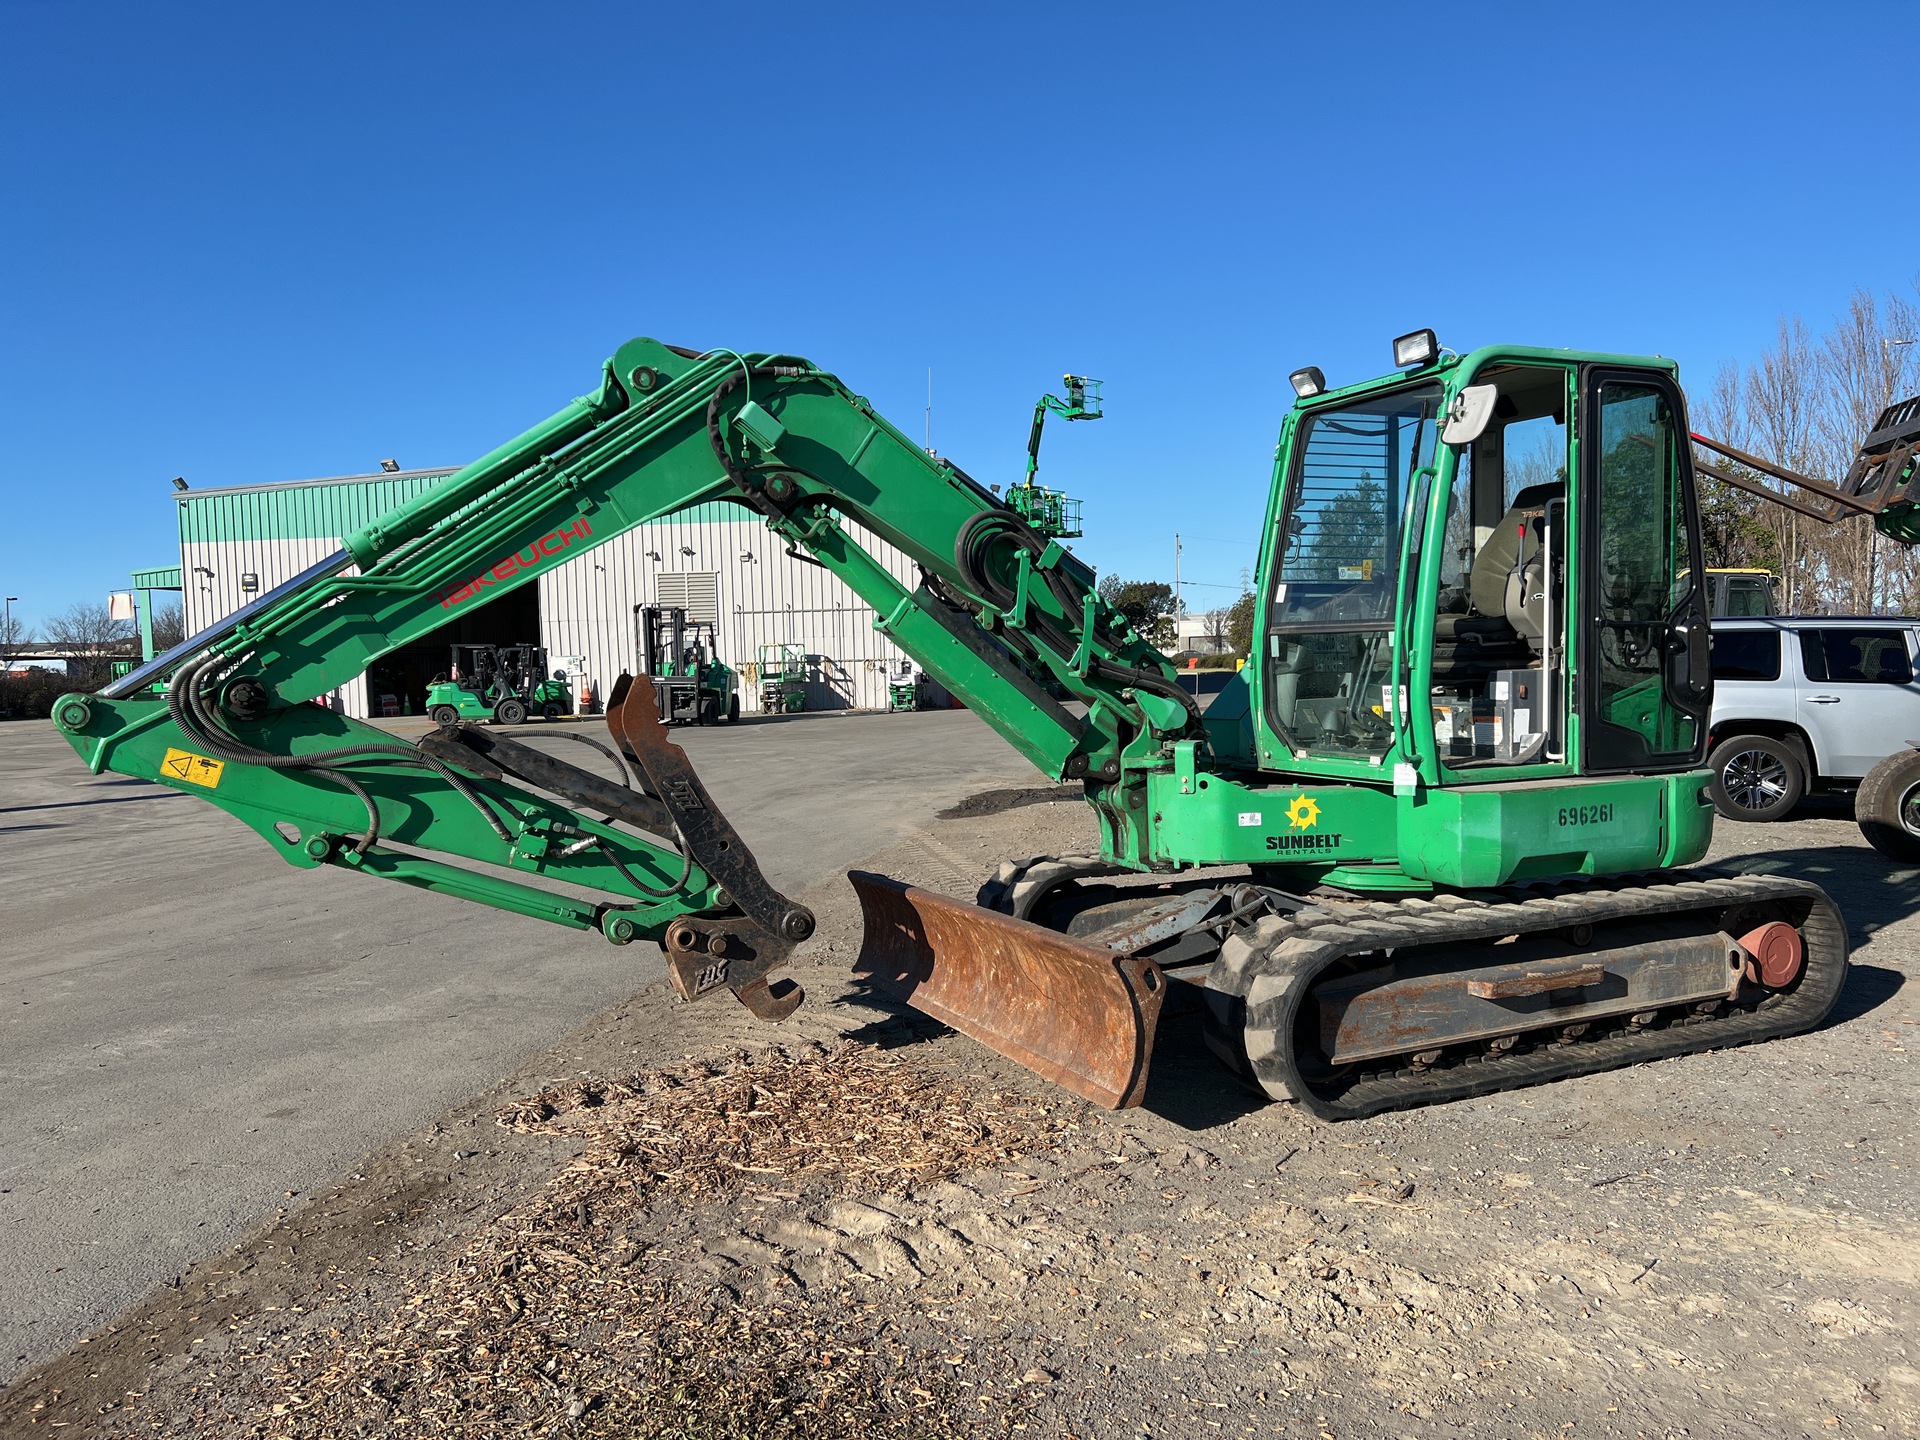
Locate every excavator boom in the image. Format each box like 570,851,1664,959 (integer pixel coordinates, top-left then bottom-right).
54,340,1194,1102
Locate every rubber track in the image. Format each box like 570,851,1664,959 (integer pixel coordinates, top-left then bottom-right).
1208,871,1849,1121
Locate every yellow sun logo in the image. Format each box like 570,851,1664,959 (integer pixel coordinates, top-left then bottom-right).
1285,793,1321,831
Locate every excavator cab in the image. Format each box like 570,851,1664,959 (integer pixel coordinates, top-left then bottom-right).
1257,349,1710,810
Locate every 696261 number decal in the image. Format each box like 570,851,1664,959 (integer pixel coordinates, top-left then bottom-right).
1557,803,1615,827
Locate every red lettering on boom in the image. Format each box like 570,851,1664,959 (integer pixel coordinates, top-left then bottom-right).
438,516,594,608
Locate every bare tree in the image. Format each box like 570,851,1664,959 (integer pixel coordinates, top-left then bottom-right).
0,610,32,658
44,601,135,687
1694,361,1780,573
151,600,185,651
1691,286,1920,615
1820,288,1920,612
1202,606,1231,653
1743,318,1823,611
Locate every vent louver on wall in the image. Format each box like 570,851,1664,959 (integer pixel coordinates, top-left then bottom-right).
654,570,720,624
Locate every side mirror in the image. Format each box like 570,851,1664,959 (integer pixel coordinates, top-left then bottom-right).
1443,384,1498,446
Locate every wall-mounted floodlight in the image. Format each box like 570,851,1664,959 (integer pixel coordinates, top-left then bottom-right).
171,476,189,492
192,566,215,578
739,550,755,562
1392,329,1438,368
379,458,400,473
679,545,696,557
1289,367,1326,398
646,550,662,562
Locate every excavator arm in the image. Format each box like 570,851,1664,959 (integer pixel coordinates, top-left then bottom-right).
54,340,1198,1072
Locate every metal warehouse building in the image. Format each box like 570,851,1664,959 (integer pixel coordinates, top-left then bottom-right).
177,468,928,719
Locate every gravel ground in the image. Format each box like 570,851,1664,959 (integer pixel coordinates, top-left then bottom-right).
3,789,1913,1439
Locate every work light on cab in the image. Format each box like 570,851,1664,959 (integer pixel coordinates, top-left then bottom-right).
1288,366,1325,398
1392,328,1438,367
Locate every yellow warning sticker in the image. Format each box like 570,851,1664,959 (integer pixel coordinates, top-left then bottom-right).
160,747,225,789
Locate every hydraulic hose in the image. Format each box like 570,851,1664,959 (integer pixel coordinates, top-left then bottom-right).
953,512,1203,731
167,654,515,844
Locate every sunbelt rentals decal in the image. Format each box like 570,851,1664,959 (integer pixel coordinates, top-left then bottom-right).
1265,792,1342,853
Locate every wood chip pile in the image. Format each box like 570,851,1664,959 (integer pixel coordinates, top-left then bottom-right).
106,1043,1069,1439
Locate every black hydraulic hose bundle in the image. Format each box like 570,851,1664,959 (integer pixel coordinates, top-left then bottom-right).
952,511,1204,731
166,653,519,852
168,655,699,899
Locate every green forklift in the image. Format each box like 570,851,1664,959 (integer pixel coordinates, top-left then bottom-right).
637,605,738,724
425,643,572,726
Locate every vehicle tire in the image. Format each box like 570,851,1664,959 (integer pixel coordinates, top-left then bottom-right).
494,698,528,726
1855,746,1920,862
541,702,561,721
727,694,740,724
428,705,460,727
1707,734,1804,821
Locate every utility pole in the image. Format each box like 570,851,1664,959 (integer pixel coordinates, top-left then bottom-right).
3,596,16,675
1173,533,1183,613
925,368,933,455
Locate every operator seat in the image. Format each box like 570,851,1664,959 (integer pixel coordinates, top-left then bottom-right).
1431,481,1562,682
1469,481,1560,641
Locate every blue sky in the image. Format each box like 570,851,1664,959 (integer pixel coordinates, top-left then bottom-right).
3,2,1916,631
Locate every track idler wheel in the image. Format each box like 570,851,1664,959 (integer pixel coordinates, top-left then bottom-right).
1737,921,1804,988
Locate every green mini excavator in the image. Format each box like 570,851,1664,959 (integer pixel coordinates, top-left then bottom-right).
56,334,1920,1119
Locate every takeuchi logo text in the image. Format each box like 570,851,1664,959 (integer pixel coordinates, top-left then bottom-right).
438,519,593,609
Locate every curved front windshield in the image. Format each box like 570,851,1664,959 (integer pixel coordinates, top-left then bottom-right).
1271,385,1441,630
1265,384,1441,761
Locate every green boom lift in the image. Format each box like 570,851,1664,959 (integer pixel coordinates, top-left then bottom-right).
57,334,1920,1119
1006,373,1100,539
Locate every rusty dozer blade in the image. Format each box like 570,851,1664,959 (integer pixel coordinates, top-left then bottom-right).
849,870,1165,1109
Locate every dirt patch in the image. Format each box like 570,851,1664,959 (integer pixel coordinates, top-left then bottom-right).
7,794,1919,1439
934,785,1081,821
498,1042,1060,1203
70,1045,1065,1439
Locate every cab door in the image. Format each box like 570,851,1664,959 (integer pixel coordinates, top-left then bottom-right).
1579,369,1711,772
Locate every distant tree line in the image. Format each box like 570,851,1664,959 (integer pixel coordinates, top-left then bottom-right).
0,599,180,717
1692,283,1920,614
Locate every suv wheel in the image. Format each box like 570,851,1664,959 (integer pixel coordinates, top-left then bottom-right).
1707,734,1804,821
1855,747,1920,862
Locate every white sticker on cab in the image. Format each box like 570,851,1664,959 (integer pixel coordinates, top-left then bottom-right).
1238,812,1261,827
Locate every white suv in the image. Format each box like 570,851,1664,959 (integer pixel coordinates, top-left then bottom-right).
1707,616,1920,820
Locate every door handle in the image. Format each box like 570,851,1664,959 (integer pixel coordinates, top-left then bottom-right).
1806,695,1842,704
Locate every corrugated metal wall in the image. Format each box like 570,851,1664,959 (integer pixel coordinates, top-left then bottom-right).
538,510,922,714
180,538,373,715
177,477,927,719
177,469,456,543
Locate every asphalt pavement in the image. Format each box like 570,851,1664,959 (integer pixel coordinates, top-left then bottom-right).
0,708,1037,1383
